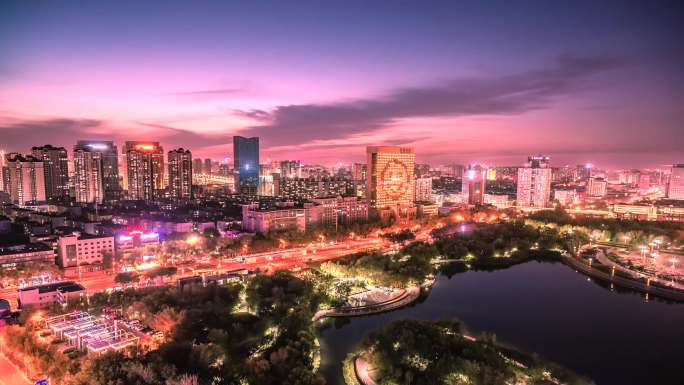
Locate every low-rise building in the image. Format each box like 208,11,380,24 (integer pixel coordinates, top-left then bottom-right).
484,194,511,208
242,197,369,233
57,232,114,268
17,281,85,308
0,243,55,265
611,202,684,221
116,230,160,254
553,189,579,207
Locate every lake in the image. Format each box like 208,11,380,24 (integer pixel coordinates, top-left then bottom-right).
318,261,684,385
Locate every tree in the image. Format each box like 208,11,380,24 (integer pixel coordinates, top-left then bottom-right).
115,272,140,285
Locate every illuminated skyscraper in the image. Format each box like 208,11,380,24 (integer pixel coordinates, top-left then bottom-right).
3,153,46,205
73,147,104,203
74,141,120,201
516,156,552,208
462,164,487,205
233,136,259,195
168,148,193,200
366,146,415,210
31,145,69,201
125,141,164,200
204,158,213,175
668,164,684,200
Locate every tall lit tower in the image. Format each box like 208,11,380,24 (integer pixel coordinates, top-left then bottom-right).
4,153,46,205
31,145,69,201
668,164,684,200
462,164,487,205
366,146,415,211
74,141,120,201
125,141,164,200
516,155,552,208
73,146,104,203
168,148,193,200
233,136,259,195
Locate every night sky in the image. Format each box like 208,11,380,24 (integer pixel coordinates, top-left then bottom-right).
1,0,683,167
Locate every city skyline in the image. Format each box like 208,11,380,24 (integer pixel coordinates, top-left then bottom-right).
2,1,683,168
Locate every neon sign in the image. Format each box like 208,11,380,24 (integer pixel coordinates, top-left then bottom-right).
135,144,155,151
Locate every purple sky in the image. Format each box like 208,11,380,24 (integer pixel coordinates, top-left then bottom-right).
1,1,683,168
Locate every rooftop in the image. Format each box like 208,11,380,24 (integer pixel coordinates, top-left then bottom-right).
19,281,85,294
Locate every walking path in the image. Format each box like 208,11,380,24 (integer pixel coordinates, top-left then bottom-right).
562,253,684,302
313,286,420,321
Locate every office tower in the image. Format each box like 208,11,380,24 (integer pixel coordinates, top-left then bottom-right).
414,177,432,202
233,136,259,195
3,153,46,205
366,146,415,210
31,145,69,201
193,158,203,175
168,148,193,199
124,141,164,200
587,177,608,198
204,158,213,175
517,156,552,208
462,164,487,205
74,141,120,201
73,147,104,203
668,164,684,200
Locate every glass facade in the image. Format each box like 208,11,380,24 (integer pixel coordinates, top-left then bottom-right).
233,136,259,195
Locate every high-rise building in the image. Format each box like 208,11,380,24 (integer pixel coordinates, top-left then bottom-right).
414,177,432,202
73,147,104,203
168,148,193,200
3,153,46,205
574,164,592,182
587,177,608,198
280,160,302,179
193,158,203,175
31,145,69,201
124,141,164,200
414,164,431,178
668,164,684,200
204,158,213,175
74,141,120,202
517,156,552,208
366,146,415,210
462,164,487,205
218,163,231,177
0,150,6,192
233,136,259,195
352,163,367,181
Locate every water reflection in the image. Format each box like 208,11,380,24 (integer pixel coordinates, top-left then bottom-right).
318,261,684,385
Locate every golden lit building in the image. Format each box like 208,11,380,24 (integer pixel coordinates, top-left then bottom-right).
125,141,164,200
366,146,415,212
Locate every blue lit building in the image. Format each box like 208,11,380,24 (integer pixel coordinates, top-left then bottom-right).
233,136,259,195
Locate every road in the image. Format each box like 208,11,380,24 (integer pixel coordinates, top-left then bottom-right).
0,237,390,308
0,354,31,385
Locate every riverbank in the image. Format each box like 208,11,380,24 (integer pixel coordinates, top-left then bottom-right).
561,253,684,302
